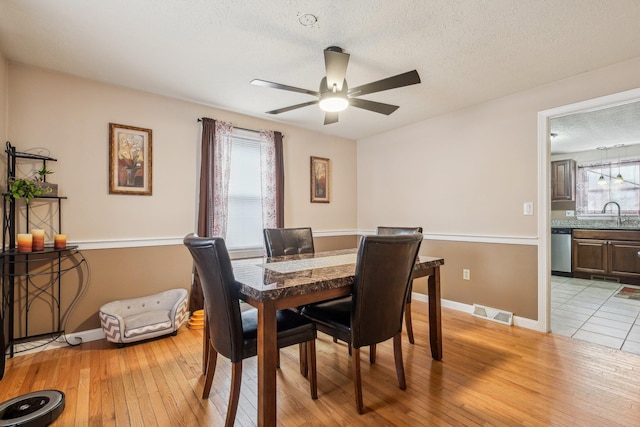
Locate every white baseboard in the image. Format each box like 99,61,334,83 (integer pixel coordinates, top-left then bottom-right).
10,328,105,356
9,298,541,357
411,292,539,331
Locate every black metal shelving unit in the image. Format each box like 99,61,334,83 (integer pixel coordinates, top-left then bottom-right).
1,142,87,376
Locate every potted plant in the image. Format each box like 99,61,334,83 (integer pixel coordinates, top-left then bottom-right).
5,178,47,204
34,164,58,196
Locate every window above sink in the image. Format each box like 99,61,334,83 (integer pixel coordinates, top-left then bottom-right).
576,159,640,216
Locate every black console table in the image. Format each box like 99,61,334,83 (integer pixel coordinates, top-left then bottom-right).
1,247,87,357
1,142,88,380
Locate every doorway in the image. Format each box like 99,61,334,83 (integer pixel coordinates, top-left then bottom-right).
538,88,640,353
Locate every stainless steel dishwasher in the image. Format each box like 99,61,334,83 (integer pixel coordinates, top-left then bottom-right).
551,228,572,276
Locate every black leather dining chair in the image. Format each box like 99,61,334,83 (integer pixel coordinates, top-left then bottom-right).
183,234,317,427
377,226,424,345
301,233,423,414
263,226,317,373
263,227,315,257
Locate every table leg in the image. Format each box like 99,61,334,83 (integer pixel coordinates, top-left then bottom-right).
257,301,278,427
427,267,443,360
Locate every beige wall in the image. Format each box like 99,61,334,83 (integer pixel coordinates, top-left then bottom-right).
0,53,7,151
6,56,640,334
414,240,538,319
58,235,357,333
358,57,640,320
6,63,357,239
5,63,358,334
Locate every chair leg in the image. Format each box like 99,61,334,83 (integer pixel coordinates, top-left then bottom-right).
348,343,352,356
369,344,376,364
202,344,218,399
203,311,209,374
307,341,318,399
405,302,415,344
333,337,338,343
225,361,243,427
299,343,308,377
393,333,406,390
351,347,364,414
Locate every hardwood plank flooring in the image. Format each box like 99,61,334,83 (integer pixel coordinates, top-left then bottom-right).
2,301,639,426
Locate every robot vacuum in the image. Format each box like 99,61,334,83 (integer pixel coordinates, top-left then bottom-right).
0,390,64,427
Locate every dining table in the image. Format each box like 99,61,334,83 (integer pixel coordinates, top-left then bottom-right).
225,248,445,427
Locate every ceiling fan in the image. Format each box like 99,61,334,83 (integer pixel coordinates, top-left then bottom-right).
251,46,421,125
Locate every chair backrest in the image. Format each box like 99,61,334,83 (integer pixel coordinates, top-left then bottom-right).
263,227,315,257
183,234,244,363
351,233,423,348
377,226,423,235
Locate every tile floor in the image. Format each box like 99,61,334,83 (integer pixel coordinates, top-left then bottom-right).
551,275,640,355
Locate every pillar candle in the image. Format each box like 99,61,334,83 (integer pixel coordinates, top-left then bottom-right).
31,229,45,251
54,234,67,249
17,233,33,253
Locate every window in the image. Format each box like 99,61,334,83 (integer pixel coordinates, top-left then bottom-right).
224,131,265,250
576,160,640,215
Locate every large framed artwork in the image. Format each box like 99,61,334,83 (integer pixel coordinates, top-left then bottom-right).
109,123,152,195
310,156,330,203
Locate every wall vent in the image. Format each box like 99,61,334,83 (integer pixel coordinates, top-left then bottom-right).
472,304,513,326
590,275,619,283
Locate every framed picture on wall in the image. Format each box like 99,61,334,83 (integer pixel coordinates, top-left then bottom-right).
109,123,152,195
310,156,330,203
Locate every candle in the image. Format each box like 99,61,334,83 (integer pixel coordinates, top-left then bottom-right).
54,234,67,249
17,233,33,253
31,229,45,251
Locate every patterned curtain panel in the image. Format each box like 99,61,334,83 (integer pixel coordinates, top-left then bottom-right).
212,121,233,237
259,130,277,229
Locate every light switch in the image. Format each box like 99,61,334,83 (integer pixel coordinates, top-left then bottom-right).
523,202,534,216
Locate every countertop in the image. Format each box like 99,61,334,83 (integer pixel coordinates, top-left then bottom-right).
551,218,640,230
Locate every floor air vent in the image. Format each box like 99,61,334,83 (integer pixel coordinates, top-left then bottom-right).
590,275,619,283
472,304,513,326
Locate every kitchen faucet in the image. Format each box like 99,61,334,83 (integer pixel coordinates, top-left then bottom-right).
601,201,622,227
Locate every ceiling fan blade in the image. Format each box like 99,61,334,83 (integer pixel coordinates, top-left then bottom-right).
324,112,339,125
251,79,320,97
348,70,421,97
349,98,399,115
265,100,319,115
324,46,350,91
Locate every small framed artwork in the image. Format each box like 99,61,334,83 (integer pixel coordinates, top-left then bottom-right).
109,123,152,195
310,156,330,203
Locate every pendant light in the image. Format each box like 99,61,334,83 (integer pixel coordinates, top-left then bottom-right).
614,144,624,184
597,146,607,186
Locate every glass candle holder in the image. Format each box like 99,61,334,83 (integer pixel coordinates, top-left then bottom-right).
31,229,45,251
17,233,33,253
54,234,67,250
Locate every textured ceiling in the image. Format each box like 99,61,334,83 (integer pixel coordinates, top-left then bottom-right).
1,0,640,141
551,101,640,154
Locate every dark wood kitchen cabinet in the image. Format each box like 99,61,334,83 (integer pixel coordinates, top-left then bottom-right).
551,159,576,201
573,229,640,284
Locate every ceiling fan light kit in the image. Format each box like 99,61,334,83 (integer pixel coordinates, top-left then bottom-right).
319,95,348,112
251,46,421,124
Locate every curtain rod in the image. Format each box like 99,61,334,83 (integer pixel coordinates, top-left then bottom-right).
197,118,270,135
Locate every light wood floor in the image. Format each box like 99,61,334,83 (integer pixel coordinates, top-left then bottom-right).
2,301,639,426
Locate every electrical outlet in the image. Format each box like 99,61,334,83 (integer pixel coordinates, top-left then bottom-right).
463,269,470,280
523,202,534,216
